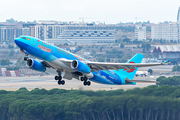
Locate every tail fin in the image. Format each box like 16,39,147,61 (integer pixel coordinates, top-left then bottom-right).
118,53,144,79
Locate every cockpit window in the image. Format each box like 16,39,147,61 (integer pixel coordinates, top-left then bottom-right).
22,37,26,40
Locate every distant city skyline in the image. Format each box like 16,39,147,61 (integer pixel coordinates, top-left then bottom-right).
0,0,179,24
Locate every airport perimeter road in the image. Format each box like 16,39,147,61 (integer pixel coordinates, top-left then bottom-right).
0,76,157,91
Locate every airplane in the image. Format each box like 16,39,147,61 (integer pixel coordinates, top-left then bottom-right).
14,36,171,86
135,71,148,77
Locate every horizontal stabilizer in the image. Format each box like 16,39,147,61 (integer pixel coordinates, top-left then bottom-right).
127,80,159,83
125,78,159,83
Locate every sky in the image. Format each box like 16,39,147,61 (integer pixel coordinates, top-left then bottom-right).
0,0,179,24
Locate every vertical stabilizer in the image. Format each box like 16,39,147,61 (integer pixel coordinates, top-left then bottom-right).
118,53,144,79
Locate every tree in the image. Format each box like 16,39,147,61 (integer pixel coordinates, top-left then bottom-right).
9,50,14,57
123,38,130,43
120,43,124,48
172,65,180,72
63,43,68,46
141,42,151,52
106,58,110,62
8,45,14,49
98,56,105,62
148,69,153,75
6,18,17,24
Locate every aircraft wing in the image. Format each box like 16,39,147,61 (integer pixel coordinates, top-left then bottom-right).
87,60,171,71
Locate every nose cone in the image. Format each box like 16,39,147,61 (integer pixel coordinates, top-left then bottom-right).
14,38,23,49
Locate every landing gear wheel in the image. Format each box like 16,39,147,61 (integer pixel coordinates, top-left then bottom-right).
83,81,91,86
24,57,28,61
83,81,87,86
58,80,65,85
87,81,91,86
58,80,61,85
81,77,84,81
58,76,62,81
61,80,65,85
83,77,88,81
55,76,59,80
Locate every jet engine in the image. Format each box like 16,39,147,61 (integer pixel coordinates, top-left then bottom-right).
27,59,46,72
71,60,91,74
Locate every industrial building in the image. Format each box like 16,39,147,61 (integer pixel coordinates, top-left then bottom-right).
152,45,180,64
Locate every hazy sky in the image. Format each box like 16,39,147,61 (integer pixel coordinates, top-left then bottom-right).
0,0,179,24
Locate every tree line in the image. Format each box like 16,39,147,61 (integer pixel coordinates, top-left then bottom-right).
156,76,180,86
0,84,180,120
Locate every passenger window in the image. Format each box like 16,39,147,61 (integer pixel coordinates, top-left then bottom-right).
22,37,26,40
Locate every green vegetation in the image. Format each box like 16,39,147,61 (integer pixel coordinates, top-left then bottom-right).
156,76,180,86
120,43,124,48
172,65,180,72
105,49,124,58
141,42,151,53
0,85,180,120
8,50,14,57
0,59,10,65
148,69,153,75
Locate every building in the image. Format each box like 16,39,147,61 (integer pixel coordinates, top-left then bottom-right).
177,7,180,24
57,25,115,44
151,24,178,42
135,24,146,41
0,25,15,42
177,7,180,40
35,24,115,44
14,27,31,38
35,25,65,40
152,45,180,64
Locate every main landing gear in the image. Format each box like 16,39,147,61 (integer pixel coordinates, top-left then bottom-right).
81,76,91,86
55,75,65,85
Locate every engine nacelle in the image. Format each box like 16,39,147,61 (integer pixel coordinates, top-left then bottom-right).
27,59,46,72
71,60,91,74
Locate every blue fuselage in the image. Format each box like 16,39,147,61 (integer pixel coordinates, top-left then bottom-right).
14,36,136,85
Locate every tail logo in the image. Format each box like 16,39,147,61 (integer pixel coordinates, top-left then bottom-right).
123,68,136,73
123,61,136,73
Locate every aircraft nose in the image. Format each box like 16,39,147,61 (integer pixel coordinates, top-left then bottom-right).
14,38,20,45
14,38,23,48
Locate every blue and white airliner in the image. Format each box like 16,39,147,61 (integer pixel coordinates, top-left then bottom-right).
14,36,170,86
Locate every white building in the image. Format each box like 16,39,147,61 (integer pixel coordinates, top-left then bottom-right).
15,27,31,38
151,24,178,42
135,24,146,41
35,25,66,40
177,7,180,24
0,26,14,42
35,24,115,44
177,7,180,40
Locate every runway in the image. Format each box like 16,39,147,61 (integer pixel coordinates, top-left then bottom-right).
0,76,157,91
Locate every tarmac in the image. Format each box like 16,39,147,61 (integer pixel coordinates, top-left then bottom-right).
0,76,157,91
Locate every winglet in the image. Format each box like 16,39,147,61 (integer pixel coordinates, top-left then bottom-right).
163,59,171,64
